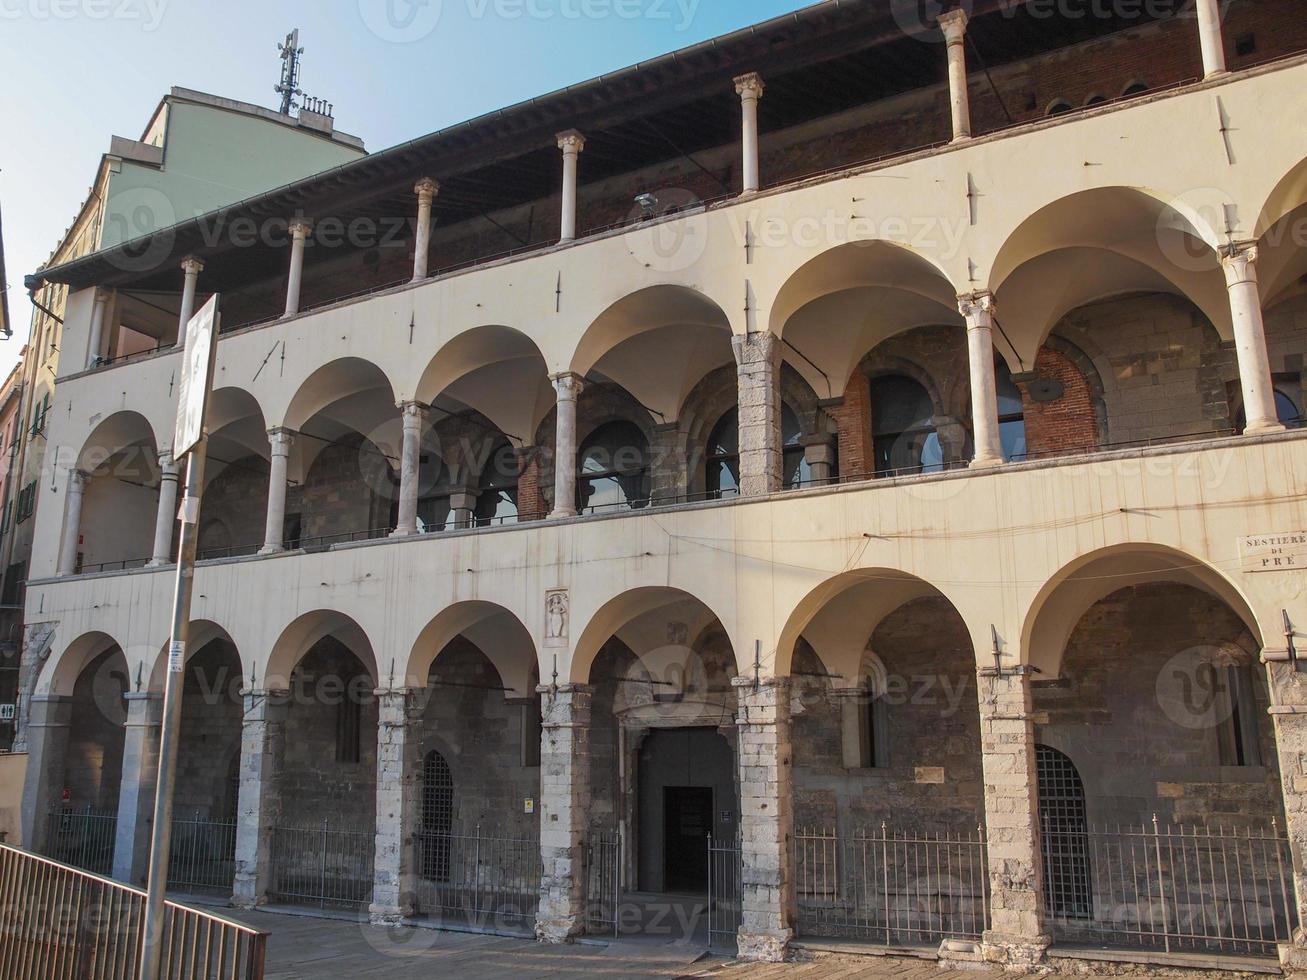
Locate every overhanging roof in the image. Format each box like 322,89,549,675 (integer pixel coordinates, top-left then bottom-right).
34,0,1181,295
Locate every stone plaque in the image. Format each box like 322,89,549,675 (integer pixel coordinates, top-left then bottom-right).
1239,533,1307,572
914,766,946,785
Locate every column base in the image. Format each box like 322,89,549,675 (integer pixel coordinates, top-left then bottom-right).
389,528,416,539
548,508,578,520
1244,420,1288,436
368,903,413,927
736,927,792,963
951,133,972,143
981,930,1051,970
257,545,283,556
969,454,1005,469
232,876,266,911
535,914,583,944
145,558,170,568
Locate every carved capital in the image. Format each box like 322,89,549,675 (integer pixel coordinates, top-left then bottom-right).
180,255,205,276
288,218,314,240
414,177,439,202
958,291,996,324
550,372,585,400
1220,242,1259,287
734,71,765,101
939,8,969,44
267,427,296,454
555,129,586,154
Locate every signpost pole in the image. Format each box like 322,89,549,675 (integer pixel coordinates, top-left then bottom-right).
138,295,220,980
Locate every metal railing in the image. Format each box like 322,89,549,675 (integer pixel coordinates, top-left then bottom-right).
1041,818,1298,957
168,812,238,895
792,825,990,946
584,830,620,939
413,826,541,934
0,843,267,979
46,806,117,877
269,820,375,910
707,833,742,949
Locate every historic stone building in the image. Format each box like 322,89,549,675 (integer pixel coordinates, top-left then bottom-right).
13,0,1307,972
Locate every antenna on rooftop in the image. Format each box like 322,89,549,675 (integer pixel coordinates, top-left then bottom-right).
276,28,304,115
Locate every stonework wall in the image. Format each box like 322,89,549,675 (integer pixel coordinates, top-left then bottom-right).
63,648,127,810
198,456,270,555
174,641,245,819
1034,583,1284,828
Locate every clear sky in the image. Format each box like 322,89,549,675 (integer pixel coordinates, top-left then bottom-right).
0,0,821,378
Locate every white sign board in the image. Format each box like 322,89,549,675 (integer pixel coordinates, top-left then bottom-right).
173,294,220,458
1239,533,1307,573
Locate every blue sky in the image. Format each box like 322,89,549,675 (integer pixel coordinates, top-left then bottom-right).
0,0,821,377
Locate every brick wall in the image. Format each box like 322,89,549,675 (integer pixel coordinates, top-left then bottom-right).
1020,347,1100,458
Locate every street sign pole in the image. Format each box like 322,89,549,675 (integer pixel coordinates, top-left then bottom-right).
138,294,220,980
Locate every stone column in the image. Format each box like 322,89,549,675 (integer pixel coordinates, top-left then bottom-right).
536,684,591,943
976,667,1050,968
1223,245,1285,435
1195,0,1228,78
371,688,424,925
112,692,163,884
801,434,836,486
734,72,765,195
282,219,312,319
959,292,1005,467
732,677,795,962
259,428,294,555
174,256,204,349
391,402,429,537
19,694,71,854
732,332,782,496
448,487,478,529
57,469,88,577
232,689,288,909
556,131,585,244
85,288,110,370
412,178,439,282
548,374,584,519
940,9,972,142
146,452,180,567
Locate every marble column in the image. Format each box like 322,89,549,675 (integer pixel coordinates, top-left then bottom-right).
174,256,204,348
146,451,180,567
1195,0,1228,78
548,374,584,519
412,178,439,282
556,131,585,244
535,684,591,943
940,9,972,142
1223,245,1285,435
57,469,88,576
734,72,765,195
282,219,312,318
232,689,288,909
959,292,1005,467
259,428,295,555
85,288,110,370
391,402,429,537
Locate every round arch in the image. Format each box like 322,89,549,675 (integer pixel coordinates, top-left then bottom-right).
406,601,537,696
75,410,160,473
36,630,127,698
1255,155,1307,241
265,610,379,690
146,620,246,694
280,356,397,434
1020,544,1263,679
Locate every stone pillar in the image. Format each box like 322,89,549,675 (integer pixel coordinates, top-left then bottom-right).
57,469,88,577
146,452,180,567
448,487,478,529
536,684,591,943
412,178,439,282
732,332,782,496
86,288,110,370
232,689,288,909
548,374,584,519
174,256,203,349
734,72,765,195
370,688,424,925
940,9,972,142
391,402,429,537
282,219,312,319
112,692,163,884
801,434,836,486
1222,245,1285,435
732,677,795,962
19,694,71,853
259,428,294,555
556,131,585,244
959,292,1005,467
976,667,1050,968
1195,0,1228,78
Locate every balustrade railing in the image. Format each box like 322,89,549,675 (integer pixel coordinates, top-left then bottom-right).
268,820,374,911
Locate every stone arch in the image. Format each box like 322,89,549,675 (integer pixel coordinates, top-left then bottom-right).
406,601,537,696
37,630,128,698
145,620,245,694
1021,544,1263,679
1256,155,1307,241
264,609,379,690
281,357,397,435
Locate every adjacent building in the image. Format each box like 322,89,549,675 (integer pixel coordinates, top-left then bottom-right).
14,0,1307,972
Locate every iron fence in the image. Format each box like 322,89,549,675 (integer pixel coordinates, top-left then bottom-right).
168,812,238,894
792,825,990,946
0,843,267,979
46,806,117,877
268,820,375,910
707,833,742,949
585,830,620,938
413,826,541,934
1041,818,1298,957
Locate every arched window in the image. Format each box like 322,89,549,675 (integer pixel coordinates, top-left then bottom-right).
1234,384,1304,433
1046,99,1074,117
475,440,519,527
705,405,811,497
578,420,650,512
1083,93,1106,107
1121,81,1149,98
996,358,1028,461
420,750,454,882
871,375,943,476
1036,745,1091,921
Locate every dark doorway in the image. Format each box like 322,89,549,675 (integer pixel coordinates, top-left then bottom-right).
663,787,712,893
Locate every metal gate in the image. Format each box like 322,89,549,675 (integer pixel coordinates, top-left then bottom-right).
167,811,238,894
46,806,116,876
707,833,742,948
269,820,375,910
585,830,620,938
413,826,541,934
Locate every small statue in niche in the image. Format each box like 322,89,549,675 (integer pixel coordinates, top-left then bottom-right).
545,590,568,643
